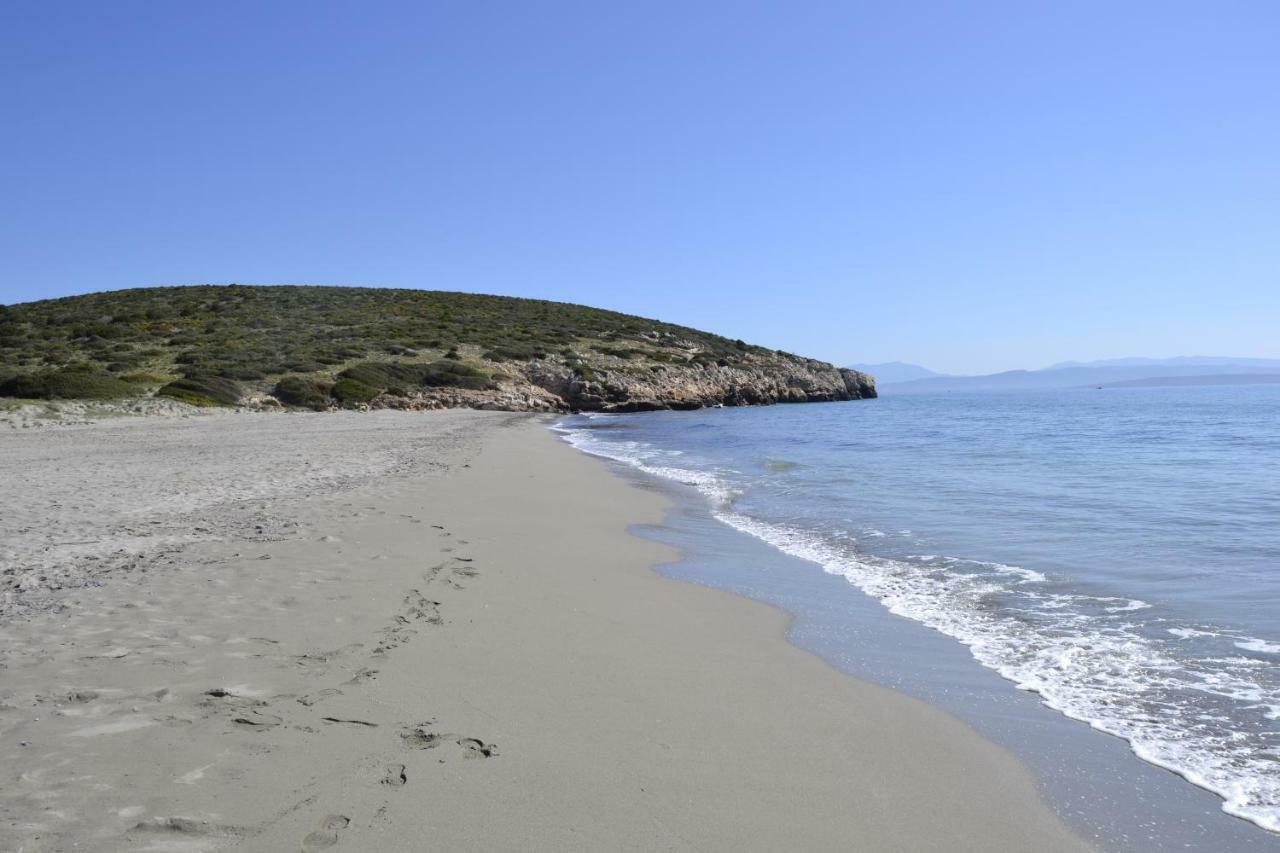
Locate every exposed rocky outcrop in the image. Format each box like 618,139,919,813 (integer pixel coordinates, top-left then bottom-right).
369,352,876,414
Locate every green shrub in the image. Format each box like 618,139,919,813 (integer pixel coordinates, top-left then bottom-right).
156,376,243,406
338,360,493,392
0,367,142,400
282,358,324,373
483,345,546,361
70,322,127,340
338,362,423,388
273,375,333,410
120,372,169,385
213,365,268,381
591,345,645,360
419,360,492,390
330,378,379,407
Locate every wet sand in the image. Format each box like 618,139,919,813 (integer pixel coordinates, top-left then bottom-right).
0,411,1092,851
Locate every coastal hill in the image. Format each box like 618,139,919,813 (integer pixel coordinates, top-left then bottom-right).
0,285,875,413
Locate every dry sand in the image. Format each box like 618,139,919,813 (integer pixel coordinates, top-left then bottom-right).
0,411,1093,852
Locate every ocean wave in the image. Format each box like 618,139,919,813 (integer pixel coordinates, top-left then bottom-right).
721,516,1279,833
554,418,1280,834
1236,639,1280,655
1169,627,1221,639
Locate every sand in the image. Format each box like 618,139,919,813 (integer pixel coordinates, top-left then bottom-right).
0,410,1093,852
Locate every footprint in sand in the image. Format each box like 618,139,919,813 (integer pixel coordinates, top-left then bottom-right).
232,709,283,730
374,593,441,655
401,591,442,625
133,816,243,842
400,724,498,759
344,667,378,686
400,723,443,750
457,737,498,759
447,562,478,589
203,690,283,730
301,814,350,852
297,688,343,707
381,763,407,787
294,644,364,672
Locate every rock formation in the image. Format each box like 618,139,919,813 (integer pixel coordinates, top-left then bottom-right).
374,353,876,413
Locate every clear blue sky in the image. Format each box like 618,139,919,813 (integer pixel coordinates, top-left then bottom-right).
2,2,1276,374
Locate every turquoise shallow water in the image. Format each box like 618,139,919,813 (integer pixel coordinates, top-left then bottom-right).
556,386,1280,839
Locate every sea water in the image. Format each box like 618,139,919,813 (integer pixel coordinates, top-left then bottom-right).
555,385,1280,845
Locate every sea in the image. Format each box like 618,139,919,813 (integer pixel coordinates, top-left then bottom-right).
554,385,1280,851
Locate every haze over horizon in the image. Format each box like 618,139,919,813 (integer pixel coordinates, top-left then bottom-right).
3,2,1277,374
855,354,1280,380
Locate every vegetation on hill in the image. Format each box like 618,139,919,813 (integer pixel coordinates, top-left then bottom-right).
0,285,874,411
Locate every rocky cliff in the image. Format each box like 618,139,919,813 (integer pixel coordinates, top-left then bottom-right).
379,351,876,413
525,356,875,412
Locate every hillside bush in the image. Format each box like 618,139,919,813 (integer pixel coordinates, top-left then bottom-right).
483,345,546,361
330,378,379,407
419,360,493,390
0,367,142,400
273,376,333,410
339,360,493,392
338,362,424,388
156,376,243,406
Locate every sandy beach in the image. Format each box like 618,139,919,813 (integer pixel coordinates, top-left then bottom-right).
0,411,1092,852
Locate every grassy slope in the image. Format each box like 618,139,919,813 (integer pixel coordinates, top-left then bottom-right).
0,285,802,406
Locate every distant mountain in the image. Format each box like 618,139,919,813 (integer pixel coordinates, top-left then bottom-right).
886,359,1280,393
846,361,945,384
1097,373,1280,389
1049,356,1280,370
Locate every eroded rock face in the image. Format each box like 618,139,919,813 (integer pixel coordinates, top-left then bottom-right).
839,368,877,400
371,357,877,414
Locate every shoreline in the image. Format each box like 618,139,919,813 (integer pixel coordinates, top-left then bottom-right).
554,402,1280,848
586,423,1280,852
1,411,1089,851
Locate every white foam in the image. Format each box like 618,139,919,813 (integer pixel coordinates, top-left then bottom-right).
1101,597,1152,613
1168,627,1219,639
716,513,1280,833
1235,638,1280,655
